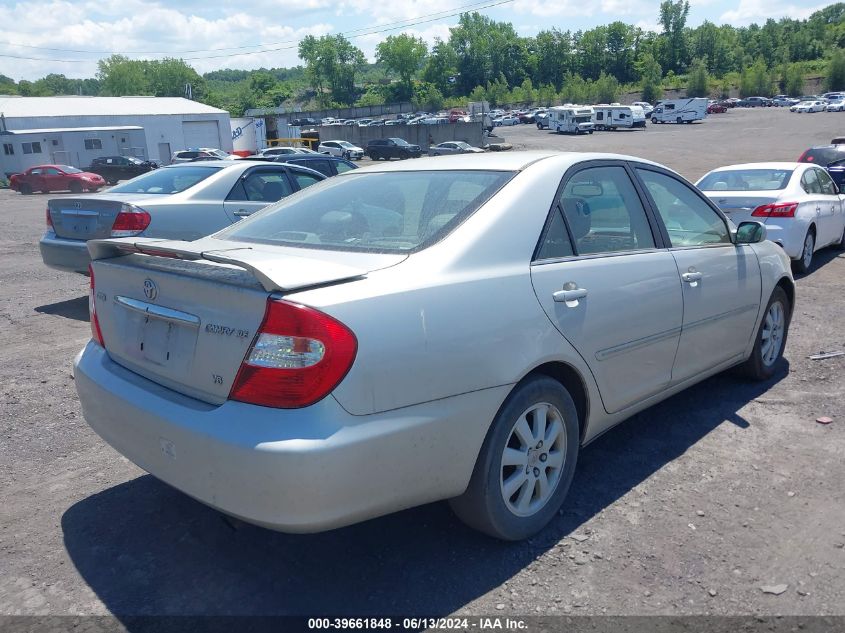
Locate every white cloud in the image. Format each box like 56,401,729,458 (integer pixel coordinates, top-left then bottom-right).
720,0,831,24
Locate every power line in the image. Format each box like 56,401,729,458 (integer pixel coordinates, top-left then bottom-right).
0,0,513,60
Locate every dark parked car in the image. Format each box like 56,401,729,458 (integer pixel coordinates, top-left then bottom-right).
87,156,157,184
707,102,727,114
291,117,318,127
366,138,422,160
274,154,358,177
738,96,772,107
798,144,845,190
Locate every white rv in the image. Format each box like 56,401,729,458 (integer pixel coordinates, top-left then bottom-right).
650,98,708,124
548,105,595,134
591,105,646,130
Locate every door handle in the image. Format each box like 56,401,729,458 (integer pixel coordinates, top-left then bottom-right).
553,287,588,303
682,272,703,283
233,209,250,217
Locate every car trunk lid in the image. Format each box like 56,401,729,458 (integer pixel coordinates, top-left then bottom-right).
89,237,404,404
48,194,160,241
704,192,782,225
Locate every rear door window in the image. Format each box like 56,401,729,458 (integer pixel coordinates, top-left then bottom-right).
815,168,837,195
228,170,294,202
801,169,822,194
292,171,323,190
559,166,656,255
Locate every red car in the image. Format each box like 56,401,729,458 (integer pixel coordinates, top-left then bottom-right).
10,164,106,195
707,102,727,114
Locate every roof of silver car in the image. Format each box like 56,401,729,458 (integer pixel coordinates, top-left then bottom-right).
355,151,664,172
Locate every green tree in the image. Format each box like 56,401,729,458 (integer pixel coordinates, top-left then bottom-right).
781,62,805,96
592,72,620,103
298,35,365,106
97,55,151,96
148,58,206,99
686,57,710,96
412,82,444,111
376,34,427,101
827,48,845,91
637,53,664,103
422,39,459,96
740,58,773,96
658,0,690,74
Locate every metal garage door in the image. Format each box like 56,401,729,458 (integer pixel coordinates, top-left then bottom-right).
182,121,220,149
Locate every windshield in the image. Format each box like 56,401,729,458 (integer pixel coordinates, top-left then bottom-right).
338,141,355,148
58,165,82,173
389,138,410,146
216,170,515,253
800,147,845,165
126,157,144,164
107,165,220,194
698,168,794,191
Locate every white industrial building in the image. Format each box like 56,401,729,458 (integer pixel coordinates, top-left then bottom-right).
0,95,232,175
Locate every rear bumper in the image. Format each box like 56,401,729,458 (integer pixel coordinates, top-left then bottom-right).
73,342,505,532
39,233,90,274
761,220,810,260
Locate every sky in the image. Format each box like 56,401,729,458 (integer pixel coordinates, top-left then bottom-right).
0,0,838,81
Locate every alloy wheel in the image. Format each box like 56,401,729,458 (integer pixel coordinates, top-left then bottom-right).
760,300,785,367
500,402,567,517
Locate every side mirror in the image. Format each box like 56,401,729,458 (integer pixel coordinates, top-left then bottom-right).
735,221,767,244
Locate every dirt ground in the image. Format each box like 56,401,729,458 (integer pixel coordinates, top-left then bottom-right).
0,107,843,626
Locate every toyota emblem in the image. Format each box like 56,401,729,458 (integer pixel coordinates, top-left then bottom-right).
143,279,158,301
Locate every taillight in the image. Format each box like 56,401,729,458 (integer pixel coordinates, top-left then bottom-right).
88,264,105,347
797,150,809,162
111,204,151,237
229,299,357,408
752,202,798,218
46,207,53,230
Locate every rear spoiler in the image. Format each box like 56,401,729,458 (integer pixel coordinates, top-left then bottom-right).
88,237,367,293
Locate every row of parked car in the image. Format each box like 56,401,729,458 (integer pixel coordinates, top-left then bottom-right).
66,143,845,543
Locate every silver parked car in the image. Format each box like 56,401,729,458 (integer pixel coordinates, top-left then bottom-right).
40,161,326,274
428,141,484,156
75,152,794,541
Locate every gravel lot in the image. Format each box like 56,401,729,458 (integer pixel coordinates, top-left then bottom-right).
1,107,843,624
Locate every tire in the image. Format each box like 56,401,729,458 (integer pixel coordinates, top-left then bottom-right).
537,123,542,129
107,180,117,186
676,117,683,124
738,286,790,380
836,223,845,249
87,188,99,193
651,117,658,124
69,182,82,194
449,376,580,541
792,228,815,274
19,184,32,195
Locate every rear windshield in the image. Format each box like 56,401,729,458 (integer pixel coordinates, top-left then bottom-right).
698,168,794,191
800,147,845,165
216,170,515,253
108,166,220,194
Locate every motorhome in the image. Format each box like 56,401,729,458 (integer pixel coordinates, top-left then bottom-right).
650,98,708,124
591,105,646,130
547,105,594,134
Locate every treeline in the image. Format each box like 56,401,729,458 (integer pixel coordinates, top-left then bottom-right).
1,1,844,115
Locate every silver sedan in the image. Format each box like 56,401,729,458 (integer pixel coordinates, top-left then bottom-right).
428,141,484,156
74,152,794,540
40,160,326,274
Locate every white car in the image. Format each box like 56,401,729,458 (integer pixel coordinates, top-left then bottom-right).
494,115,519,126
632,101,654,116
255,147,314,158
790,101,826,113
171,148,230,163
826,100,845,112
698,162,845,273
317,140,364,160
75,152,794,541
356,119,373,127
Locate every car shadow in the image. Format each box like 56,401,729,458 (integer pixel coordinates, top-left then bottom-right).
61,363,787,620
35,296,89,322
794,247,844,278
